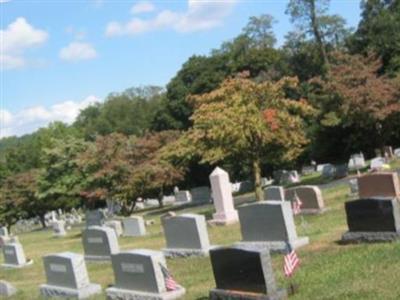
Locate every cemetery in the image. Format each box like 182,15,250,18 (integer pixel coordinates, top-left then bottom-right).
2,0,400,299
0,157,399,299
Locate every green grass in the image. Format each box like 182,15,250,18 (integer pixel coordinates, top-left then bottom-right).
2,175,400,299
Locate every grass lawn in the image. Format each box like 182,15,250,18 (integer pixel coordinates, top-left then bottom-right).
1,165,400,299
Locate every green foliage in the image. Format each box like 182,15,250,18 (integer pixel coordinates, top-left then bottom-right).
74,86,164,139
350,0,400,74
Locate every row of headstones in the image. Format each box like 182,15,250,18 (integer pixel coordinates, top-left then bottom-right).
1,200,301,300
264,185,326,214
342,172,400,243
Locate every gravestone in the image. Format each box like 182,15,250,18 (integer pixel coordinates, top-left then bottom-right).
280,170,300,184
334,164,348,178
342,198,400,242
237,181,253,194
285,185,326,214
349,178,359,195
53,220,66,237
301,165,315,175
174,191,191,206
162,214,214,257
190,186,211,204
358,172,400,199
106,249,185,300
85,210,106,228
383,146,394,158
123,216,146,237
209,247,286,300
82,226,119,261
1,242,33,268
0,227,8,237
263,186,285,201
39,252,102,299
236,201,309,253
370,157,386,170
395,148,400,158
209,167,239,225
105,220,123,237
348,153,366,170
0,281,17,297
321,164,335,178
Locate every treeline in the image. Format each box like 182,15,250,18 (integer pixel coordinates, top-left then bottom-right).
1,0,400,228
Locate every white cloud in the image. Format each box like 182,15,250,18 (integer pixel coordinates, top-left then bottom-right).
131,1,155,14
0,17,48,70
0,95,100,138
105,0,237,37
59,42,97,62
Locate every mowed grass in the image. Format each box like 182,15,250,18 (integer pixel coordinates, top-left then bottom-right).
2,175,400,299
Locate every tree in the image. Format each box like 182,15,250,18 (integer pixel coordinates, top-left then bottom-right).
124,131,185,210
37,136,88,213
310,52,400,154
286,0,331,69
242,14,277,49
167,75,314,201
77,133,134,209
0,169,42,228
350,0,400,74
78,131,184,213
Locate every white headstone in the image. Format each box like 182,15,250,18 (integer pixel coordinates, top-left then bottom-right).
0,227,9,237
106,220,123,237
53,220,66,237
395,148,400,158
370,157,385,170
209,167,239,225
1,242,33,268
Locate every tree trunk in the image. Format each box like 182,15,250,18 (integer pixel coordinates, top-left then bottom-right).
310,0,330,71
158,188,164,208
39,214,47,229
253,158,263,201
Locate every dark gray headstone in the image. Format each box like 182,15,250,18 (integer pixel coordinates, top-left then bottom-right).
209,247,286,299
342,198,400,243
345,198,400,232
263,186,284,201
190,186,211,204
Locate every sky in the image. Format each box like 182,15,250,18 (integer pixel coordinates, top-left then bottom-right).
0,0,362,138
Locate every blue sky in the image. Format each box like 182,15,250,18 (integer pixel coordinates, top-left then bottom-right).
1,0,361,138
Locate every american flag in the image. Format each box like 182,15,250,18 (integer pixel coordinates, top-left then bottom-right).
284,245,300,277
292,192,302,215
159,263,179,291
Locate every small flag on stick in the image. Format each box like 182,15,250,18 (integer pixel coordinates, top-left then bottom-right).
159,263,179,291
284,244,300,278
292,192,302,215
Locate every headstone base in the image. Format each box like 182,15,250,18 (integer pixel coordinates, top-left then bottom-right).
106,286,186,300
234,237,309,253
162,246,217,258
40,283,102,299
53,233,67,238
341,231,400,243
209,288,287,300
209,211,239,226
84,255,111,262
298,207,328,215
1,259,33,269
